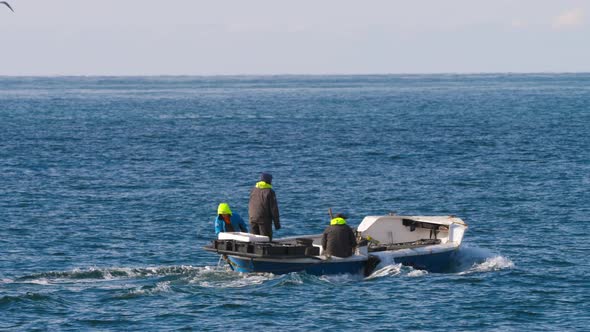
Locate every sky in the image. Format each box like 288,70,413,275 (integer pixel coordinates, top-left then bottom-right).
1,0,589,75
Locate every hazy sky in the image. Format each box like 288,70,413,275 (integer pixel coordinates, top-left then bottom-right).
1,0,589,75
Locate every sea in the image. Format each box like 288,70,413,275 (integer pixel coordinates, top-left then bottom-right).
0,74,588,331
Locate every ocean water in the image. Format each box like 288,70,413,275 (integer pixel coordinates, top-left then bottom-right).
0,75,588,331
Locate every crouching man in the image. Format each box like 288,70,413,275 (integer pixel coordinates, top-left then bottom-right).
215,202,248,236
322,214,357,258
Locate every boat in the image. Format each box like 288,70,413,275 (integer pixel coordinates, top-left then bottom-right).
203,214,468,276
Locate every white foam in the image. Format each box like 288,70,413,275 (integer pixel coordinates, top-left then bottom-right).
279,273,304,285
365,263,402,279
407,269,428,277
372,253,397,267
191,268,277,288
460,256,515,275
26,278,51,285
126,281,172,296
14,265,211,288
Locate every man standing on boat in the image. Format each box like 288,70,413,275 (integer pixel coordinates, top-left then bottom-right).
322,214,357,258
248,172,280,241
214,203,248,235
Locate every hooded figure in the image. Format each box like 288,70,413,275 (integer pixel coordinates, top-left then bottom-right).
248,172,280,240
214,202,248,235
322,214,357,258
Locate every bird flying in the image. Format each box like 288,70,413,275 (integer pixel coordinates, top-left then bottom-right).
1,1,14,12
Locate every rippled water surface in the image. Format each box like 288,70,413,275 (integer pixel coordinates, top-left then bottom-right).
1,75,589,330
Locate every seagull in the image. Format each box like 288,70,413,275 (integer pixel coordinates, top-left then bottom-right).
1,1,14,12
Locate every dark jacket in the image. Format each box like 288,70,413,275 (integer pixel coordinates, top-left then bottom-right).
322,224,357,258
248,186,280,229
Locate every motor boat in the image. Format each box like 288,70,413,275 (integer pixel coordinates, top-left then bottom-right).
203,214,468,276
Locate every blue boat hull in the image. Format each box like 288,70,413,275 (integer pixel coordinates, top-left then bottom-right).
391,249,457,273
226,256,367,275
226,248,457,275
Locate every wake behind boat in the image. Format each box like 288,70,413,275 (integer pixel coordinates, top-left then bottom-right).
204,214,468,276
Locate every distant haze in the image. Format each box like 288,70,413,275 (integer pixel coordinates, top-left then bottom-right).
1,0,589,75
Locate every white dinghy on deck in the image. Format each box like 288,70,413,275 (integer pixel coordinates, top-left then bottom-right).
358,215,468,272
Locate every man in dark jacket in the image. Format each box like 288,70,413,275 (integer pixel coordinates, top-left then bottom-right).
248,172,280,240
322,214,357,258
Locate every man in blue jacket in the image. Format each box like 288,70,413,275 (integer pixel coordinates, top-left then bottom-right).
214,202,248,235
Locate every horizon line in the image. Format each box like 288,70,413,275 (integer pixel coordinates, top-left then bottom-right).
2,71,590,78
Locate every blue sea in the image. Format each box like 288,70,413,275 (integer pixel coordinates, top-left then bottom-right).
0,75,588,331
